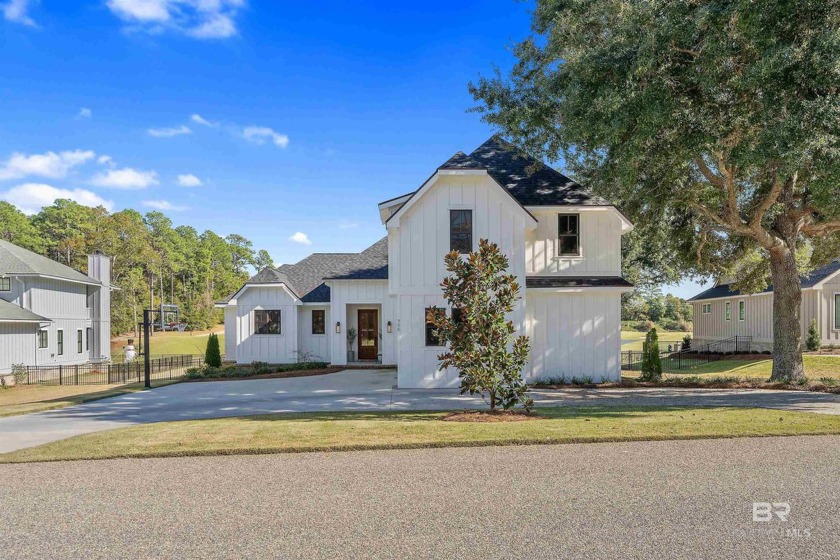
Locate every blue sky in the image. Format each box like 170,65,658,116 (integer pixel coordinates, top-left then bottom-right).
0,0,703,298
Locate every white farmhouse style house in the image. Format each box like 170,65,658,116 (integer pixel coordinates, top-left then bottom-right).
688,260,840,352
0,240,111,375
218,136,634,387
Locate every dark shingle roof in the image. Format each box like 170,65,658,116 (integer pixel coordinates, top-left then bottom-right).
526,276,634,289
0,239,101,285
688,260,840,301
0,298,50,323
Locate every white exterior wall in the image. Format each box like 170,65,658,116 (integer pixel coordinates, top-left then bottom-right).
0,323,38,374
230,286,299,364
525,208,623,276
27,278,94,366
808,275,840,346
298,305,331,362
223,306,236,359
388,174,530,388
526,290,622,382
327,280,395,366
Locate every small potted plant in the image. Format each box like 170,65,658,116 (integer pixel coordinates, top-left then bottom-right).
346,327,357,362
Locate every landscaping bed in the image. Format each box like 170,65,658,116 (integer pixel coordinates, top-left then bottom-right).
184,361,338,382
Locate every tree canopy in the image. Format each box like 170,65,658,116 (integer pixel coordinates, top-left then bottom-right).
471,0,840,379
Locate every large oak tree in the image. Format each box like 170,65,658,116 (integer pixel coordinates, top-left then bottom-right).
471,0,840,380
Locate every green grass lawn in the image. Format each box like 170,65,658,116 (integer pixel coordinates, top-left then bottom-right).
111,330,224,357
623,355,840,381
0,380,180,418
621,330,688,351
4,406,840,463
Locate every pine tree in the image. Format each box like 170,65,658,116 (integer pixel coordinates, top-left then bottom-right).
640,328,662,382
205,333,222,367
806,319,821,352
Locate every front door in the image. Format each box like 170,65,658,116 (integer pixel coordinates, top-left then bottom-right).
357,310,378,360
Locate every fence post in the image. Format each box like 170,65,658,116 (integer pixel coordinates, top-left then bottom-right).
75,365,79,385
59,365,63,385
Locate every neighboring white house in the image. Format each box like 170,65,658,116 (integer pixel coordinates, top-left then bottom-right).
0,240,111,375
688,261,840,352
218,136,634,387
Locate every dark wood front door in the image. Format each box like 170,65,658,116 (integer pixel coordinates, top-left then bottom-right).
357,310,378,360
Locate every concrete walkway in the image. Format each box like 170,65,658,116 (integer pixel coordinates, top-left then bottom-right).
2,368,840,453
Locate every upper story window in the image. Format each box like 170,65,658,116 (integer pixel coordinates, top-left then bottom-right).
557,214,580,256
0,277,10,291
312,309,326,335
450,210,473,254
725,301,732,321
738,300,746,321
254,310,282,335
702,303,712,314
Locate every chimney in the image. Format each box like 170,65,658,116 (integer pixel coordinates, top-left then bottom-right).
87,252,111,362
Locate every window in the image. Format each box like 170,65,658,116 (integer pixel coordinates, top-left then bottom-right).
86,327,91,351
77,330,83,353
557,214,580,256
0,277,10,291
57,330,64,355
738,300,746,321
450,210,473,254
86,285,92,309
38,330,48,349
702,303,712,314
425,307,444,346
452,307,465,326
254,310,282,335
312,309,326,335
725,302,732,321
835,294,840,330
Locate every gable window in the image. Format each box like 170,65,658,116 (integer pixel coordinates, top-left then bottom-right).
835,294,840,330
450,210,473,254
725,302,732,322
425,307,445,346
86,327,91,351
77,330,83,354
254,310,282,335
38,330,48,349
738,300,746,321
0,277,10,291
557,214,580,256
702,303,712,314
312,309,326,335
57,329,64,355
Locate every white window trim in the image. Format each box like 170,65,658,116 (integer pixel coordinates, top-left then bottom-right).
725,301,732,322
738,300,746,322
253,309,283,336
702,303,712,315
834,292,840,331
311,309,327,336
77,329,84,354
57,329,64,355
38,329,48,349
449,206,474,254
556,213,583,259
0,277,10,292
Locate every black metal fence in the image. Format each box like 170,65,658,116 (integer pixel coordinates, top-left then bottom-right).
622,336,754,373
21,354,204,386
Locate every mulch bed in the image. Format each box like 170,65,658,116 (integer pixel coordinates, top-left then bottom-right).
184,367,345,382
442,410,536,422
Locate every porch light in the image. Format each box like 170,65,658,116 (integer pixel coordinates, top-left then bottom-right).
386,321,392,333
335,321,341,334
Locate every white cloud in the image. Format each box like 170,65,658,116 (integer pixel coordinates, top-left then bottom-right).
177,173,202,187
97,155,114,166
0,150,95,180
147,124,192,138
106,0,244,39
90,167,159,189
242,126,290,149
1,183,113,215
2,0,36,27
190,113,218,127
338,219,358,229
289,232,311,245
77,107,92,119
143,199,188,211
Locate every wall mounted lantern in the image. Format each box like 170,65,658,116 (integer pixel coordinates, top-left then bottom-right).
335,321,341,334
386,321,392,333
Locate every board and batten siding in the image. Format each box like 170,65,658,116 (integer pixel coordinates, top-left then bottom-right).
26,278,94,366
525,208,623,276
231,286,299,364
298,306,331,363
810,274,840,346
0,323,38,374
692,294,775,344
327,280,395,366
525,291,621,382
387,174,530,387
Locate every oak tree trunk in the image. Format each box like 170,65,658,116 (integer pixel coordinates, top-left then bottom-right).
769,247,805,381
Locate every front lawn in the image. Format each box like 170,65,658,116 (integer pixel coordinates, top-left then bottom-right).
111,329,225,357
622,355,840,381
620,330,688,351
4,406,840,463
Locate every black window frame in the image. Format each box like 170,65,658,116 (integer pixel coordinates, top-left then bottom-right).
0,277,10,291
38,329,48,349
77,329,83,354
425,307,445,347
834,294,840,330
557,213,580,256
86,327,91,351
254,310,282,335
57,329,64,355
738,300,746,321
311,309,326,335
449,209,473,254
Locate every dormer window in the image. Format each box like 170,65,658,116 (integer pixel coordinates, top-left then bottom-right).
450,210,473,254
558,214,580,256
0,277,10,291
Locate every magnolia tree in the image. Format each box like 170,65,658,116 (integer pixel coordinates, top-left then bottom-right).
429,239,533,412
471,0,840,381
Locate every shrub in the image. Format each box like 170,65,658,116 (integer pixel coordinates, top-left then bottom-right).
806,319,821,351
682,334,692,351
640,320,655,332
640,328,662,382
204,333,222,367
11,363,27,386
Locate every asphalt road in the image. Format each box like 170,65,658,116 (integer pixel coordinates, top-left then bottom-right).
2,436,838,559
3,369,840,453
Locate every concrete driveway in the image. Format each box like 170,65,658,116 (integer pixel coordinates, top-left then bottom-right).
2,368,840,453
